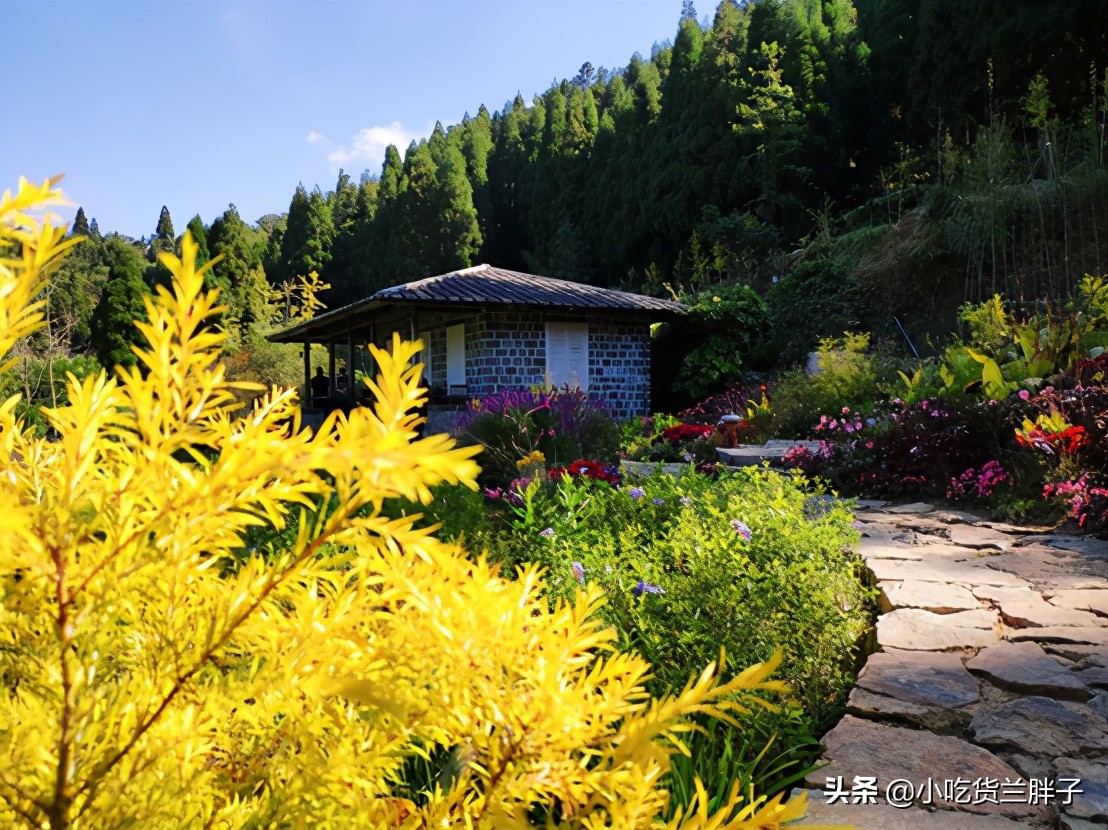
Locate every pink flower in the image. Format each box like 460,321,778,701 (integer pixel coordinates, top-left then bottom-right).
1018,389,1030,401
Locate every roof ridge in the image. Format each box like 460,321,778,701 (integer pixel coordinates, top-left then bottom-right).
454,263,490,275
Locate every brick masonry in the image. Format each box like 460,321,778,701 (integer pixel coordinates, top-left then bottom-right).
420,310,651,420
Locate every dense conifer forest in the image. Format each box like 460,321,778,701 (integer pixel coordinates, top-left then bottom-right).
32,0,1108,409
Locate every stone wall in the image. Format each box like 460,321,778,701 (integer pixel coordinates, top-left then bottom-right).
587,323,651,420
467,311,546,395
462,311,651,420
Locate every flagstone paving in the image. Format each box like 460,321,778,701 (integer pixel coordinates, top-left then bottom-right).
796,502,1107,829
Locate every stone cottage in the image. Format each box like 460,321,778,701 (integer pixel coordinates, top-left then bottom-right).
267,263,686,421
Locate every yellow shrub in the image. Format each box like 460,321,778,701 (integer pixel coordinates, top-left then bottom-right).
0,178,833,829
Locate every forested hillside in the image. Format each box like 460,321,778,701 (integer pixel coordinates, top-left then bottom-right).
35,0,1108,407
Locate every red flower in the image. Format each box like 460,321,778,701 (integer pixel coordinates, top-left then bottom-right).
661,424,715,443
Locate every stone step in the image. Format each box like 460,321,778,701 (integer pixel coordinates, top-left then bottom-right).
715,440,822,467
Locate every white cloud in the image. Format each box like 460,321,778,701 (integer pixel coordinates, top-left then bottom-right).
327,122,418,171
306,131,326,144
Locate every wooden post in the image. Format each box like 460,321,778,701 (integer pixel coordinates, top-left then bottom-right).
302,340,311,406
328,338,336,396
346,326,355,407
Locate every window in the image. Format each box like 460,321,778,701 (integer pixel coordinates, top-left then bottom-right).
545,322,589,391
446,324,466,391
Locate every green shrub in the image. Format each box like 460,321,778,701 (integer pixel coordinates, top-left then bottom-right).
672,283,774,399
486,468,873,726
382,479,494,545
476,466,874,806
771,332,879,437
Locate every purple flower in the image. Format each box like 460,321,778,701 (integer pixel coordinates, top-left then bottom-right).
652,497,665,505
632,579,665,597
629,487,646,500
730,519,753,541
572,561,585,583
679,497,693,506
483,487,503,501
539,527,555,538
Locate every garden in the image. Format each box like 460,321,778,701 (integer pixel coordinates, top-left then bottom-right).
7,172,1106,828
425,273,1108,817
1,178,871,828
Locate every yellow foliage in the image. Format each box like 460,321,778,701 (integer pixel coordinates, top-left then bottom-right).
0,178,837,829
267,270,332,324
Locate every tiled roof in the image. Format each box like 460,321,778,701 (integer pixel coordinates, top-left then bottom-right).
372,264,685,312
268,264,685,342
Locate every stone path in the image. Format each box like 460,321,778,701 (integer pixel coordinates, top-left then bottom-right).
798,501,1108,829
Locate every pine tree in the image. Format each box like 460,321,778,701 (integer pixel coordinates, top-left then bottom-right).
459,106,495,253
325,170,368,307
430,141,483,270
70,206,90,237
186,214,223,292
89,236,150,368
277,185,334,284
367,146,407,283
208,204,265,329
186,215,211,264
155,205,175,247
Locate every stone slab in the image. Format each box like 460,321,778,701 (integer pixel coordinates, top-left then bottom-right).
949,524,1016,551
716,446,788,467
866,558,1031,588
1060,817,1106,830
858,648,981,707
884,502,937,514
930,509,988,524
1005,627,1108,648
882,580,985,613
877,608,1000,651
1062,778,1108,822
806,716,1040,819
799,794,1036,829
1044,643,1108,663
983,520,1053,535
858,542,926,561
846,687,973,732
1049,589,1108,617
1076,665,1108,690
971,585,1108,629
970,696,1108,758
966,641,1092,700
986,547,1108,591
855,499,889,509
1035,535,1108,558
847,648,980,730
1091,693,1108,720
1054,758,1108,822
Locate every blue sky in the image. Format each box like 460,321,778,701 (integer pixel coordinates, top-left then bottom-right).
6,0,684,239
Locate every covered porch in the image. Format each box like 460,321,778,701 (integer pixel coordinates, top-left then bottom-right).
267,299,481,417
